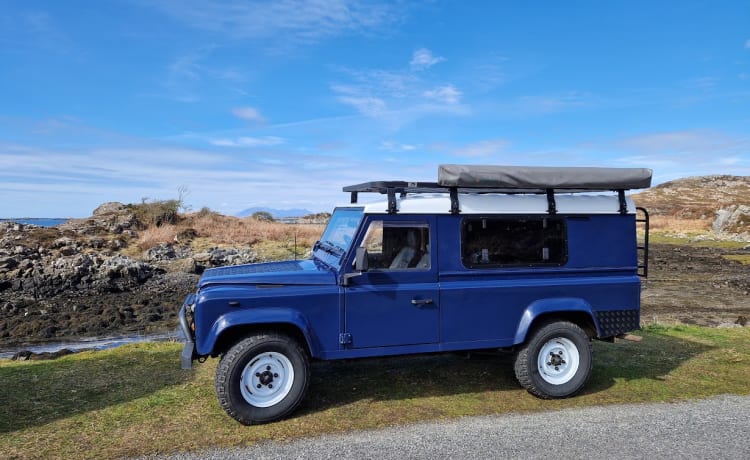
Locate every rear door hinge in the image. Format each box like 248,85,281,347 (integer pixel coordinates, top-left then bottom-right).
339,333,352,345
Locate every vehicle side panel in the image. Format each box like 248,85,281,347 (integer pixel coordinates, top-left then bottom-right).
193,284,342,357
436,214,640,345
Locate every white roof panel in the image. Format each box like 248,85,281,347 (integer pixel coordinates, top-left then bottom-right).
340,193,636,215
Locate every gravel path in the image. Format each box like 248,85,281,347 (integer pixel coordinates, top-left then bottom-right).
148,395,750,460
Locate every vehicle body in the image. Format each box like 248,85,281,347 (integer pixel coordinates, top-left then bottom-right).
179,164,652,424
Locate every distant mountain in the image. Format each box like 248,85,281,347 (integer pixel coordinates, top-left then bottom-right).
236,207,313,219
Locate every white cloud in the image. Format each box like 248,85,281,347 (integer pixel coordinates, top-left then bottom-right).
231,106,266,122
164,47,247,102
619,130,742,154
336,96,387,117
380,140,418,151
453,139,508,157
149,0,400,46
423,85,462,104
0,140,408,217
210,136,284,147
514,92,588,115
410,48,445,70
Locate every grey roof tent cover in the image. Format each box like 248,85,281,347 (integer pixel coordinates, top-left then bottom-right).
438,164,653,190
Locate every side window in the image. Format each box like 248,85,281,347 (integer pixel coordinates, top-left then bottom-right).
360,220,430,270
461,217,567,268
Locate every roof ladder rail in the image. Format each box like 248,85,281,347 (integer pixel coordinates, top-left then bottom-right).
636,206,650,277
546,189,557,215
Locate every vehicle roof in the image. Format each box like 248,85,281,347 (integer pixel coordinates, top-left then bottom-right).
339,192,638,215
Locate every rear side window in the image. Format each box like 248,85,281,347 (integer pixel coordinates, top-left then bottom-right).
461,217,567,268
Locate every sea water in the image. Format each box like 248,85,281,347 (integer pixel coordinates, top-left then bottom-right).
0,218,69,227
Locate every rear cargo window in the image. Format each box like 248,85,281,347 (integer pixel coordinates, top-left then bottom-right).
461,217,567,268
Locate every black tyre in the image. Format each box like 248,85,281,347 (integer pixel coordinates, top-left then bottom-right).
215,332,310,424
514,321,592,399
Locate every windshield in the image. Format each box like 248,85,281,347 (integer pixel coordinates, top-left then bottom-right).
319,207,364,253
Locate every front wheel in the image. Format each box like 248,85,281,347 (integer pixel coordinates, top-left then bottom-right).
216,332,310,424
514,321,592,399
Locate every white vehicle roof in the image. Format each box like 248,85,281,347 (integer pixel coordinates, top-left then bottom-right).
340,193,637,215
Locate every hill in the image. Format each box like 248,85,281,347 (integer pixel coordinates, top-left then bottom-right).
631,175,750,235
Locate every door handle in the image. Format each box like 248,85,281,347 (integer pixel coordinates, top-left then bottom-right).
411,298,434,306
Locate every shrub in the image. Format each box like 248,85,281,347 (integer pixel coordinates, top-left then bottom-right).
127,199,181,228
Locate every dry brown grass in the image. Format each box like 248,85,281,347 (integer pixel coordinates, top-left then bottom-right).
648,216,712,233
136,224,180,250
134,211,325,255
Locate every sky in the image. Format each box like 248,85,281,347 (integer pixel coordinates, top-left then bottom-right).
1,0,749,218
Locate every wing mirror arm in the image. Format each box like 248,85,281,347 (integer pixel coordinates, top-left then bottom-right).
343,247,369,286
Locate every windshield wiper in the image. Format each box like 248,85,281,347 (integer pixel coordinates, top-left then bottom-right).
317,240,343,256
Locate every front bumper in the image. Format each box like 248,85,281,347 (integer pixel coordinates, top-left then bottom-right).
178,300,196,369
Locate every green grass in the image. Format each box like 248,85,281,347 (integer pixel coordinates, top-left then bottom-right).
648,233,749,249
1,325,749,459
723,254,750,265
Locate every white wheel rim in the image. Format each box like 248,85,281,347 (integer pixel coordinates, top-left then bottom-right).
240,352,295,408
537,337,580,385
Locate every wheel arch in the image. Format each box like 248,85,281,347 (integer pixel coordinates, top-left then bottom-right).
514,298,597,345
198,308,319,359
212,323,314,359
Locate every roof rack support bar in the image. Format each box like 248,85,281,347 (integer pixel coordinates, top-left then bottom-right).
387,188,397,214
546,189,557,215
350,191,358,204
618,190,628,214
449,187,460,214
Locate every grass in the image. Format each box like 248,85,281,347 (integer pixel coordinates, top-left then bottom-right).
130,212,325,260
1,325,749,459
723,254,750,265
648,233,750,249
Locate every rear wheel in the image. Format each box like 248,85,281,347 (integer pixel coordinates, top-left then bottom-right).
216,332,309,424
514,321,592,399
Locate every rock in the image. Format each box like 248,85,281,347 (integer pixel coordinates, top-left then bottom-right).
11,349,77,361
193,252,211,263
0,256,18,271
174,228,198,243
713,205,750,235
145,243,177,261
93,202,126,216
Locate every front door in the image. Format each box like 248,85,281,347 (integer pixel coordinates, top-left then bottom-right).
344,216,438,348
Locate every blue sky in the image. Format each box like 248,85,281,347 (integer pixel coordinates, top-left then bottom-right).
1,0,749,217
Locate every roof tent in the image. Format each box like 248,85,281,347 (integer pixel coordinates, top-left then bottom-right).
344,164,653,215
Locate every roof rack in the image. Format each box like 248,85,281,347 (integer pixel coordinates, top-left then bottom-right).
343,165,653,216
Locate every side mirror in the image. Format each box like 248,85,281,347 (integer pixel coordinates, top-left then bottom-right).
344,247,368,286
354,246,369,272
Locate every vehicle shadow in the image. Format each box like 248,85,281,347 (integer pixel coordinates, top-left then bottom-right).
582,331,713,395
297,332,713,417
0,345,193,434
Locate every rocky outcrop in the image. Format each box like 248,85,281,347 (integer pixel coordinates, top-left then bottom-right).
713,205,750,236
632,175,750,237
0,223,156,299
0,216,261,347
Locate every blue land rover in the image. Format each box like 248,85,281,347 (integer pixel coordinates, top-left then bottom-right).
179,165,652,424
